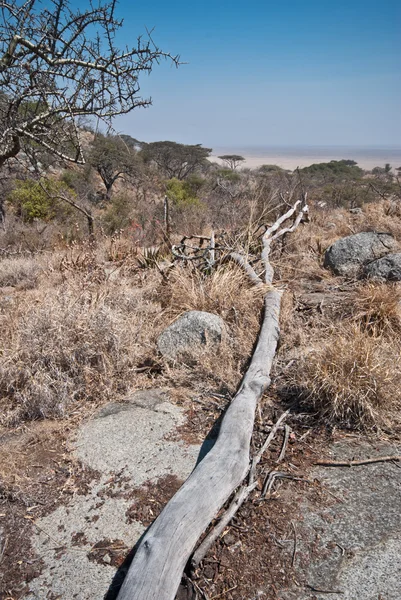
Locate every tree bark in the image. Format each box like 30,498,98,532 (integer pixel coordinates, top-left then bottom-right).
117,290,281,600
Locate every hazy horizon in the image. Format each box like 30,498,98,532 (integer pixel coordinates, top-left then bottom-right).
110,0,401,149
210,145,401,171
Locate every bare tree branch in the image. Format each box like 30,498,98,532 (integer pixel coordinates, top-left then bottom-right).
0,0,180,167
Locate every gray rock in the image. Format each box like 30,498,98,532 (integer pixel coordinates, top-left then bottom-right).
324,232,398,276
349,207,363,214
364,252,401,280
26,394,203,600
157,310,225,360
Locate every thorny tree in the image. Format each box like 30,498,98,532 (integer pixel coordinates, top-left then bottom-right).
0,0,179,169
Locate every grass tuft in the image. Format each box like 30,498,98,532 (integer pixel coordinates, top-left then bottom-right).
286,326,400,430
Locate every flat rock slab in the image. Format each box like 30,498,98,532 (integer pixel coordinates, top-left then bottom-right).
280,439,401,600
75,389,200,485
24,390,202,600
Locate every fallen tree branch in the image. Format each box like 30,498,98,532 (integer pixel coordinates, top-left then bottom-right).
116,197,308,600
191,410,289,571
315,456,401,467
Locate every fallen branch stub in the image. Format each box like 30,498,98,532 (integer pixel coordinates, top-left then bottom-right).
117,194,308,600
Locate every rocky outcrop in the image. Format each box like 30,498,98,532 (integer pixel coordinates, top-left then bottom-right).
324,232,398,277
364,253,401,281
157,310,225,361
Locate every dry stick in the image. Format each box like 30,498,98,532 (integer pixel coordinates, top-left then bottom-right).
315,456,401,467
290,521,297,567
250,410,290,481
117,199,308,600
209,230,215,268
261,471,309,499
276,424,291,464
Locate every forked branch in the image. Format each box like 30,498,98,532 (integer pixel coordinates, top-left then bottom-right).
116,195,308,600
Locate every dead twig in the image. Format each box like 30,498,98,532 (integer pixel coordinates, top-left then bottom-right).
249,410,290,482
290,521,297,567
261,471,311,499
276,424,291,463
305,584,344,594
315,456,400,467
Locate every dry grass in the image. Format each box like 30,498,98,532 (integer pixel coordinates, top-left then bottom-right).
286,326,400,430
0,254,163,426
0,249,266,426
0,255,42,289
157,264,266,394
349,282,401,336
2,199,401,433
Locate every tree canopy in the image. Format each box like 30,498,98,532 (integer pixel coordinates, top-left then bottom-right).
0,0,179,168
140,141,212,179
218,154,245,170
88,134,137,198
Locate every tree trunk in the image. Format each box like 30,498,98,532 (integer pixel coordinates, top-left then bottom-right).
117,290,282,600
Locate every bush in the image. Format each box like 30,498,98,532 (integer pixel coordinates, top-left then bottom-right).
102,194,134,234
8,178,74,222
166,177,202,208
216,169,241,182
0,256,40,289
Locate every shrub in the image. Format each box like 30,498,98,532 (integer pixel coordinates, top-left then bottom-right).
166,177,202,208
350,283,401,336
102,194,134,234
0,256,40,289
8,178,74,222
216,169,241,182
0,269,161,426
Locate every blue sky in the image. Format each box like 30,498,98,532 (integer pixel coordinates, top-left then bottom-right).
107,0,400,148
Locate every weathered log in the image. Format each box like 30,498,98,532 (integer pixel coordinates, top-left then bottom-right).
117,198,308,600
117,291,281,600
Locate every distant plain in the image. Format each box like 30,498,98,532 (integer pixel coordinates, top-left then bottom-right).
211,146,401,170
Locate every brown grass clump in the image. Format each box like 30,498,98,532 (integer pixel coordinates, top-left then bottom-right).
157,264,266,395
287,326,400,430
0,255,41,289
0,261,162,426
164,264,265,320
349,282,401,336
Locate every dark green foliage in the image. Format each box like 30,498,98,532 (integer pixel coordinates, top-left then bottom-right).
300,160,363,182
216,169,241,182
257,164,286,173
140,141,212,179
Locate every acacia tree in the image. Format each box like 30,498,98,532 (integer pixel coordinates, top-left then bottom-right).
0,0,179,169
140,141,212,179
218,154,245,170
88,133,137,199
